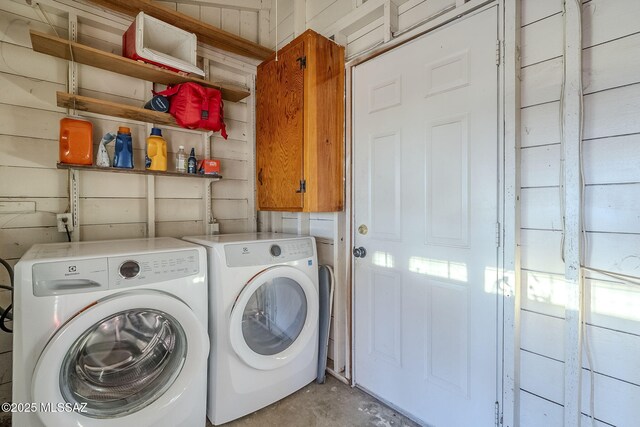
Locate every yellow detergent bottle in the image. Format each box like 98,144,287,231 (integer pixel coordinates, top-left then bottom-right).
146,127,167,171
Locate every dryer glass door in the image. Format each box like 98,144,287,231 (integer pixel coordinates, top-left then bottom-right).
230,265,319,370
242,276,307,355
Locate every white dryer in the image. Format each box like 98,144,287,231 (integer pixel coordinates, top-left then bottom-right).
182,233,319,425
12,237,209,427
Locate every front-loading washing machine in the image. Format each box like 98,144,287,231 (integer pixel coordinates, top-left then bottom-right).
12,237,209,427
182,233,319,425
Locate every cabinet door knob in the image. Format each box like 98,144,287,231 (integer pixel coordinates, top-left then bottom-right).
258,168,263,185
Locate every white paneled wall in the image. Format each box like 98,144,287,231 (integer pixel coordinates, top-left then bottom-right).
519,0,640,425
0,0,259,409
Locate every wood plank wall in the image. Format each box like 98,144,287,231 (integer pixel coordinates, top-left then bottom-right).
520,0,640,425
0,0,259,409
2,1,638,424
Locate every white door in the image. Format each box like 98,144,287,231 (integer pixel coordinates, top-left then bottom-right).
353,8,499,426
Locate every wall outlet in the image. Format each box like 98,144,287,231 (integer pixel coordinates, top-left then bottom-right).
206,221,220,235
56,213,73,232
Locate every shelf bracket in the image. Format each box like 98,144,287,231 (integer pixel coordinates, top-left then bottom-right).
68,14,78,97
146,175,156,237
144,82,156,238
69,169,80,242
68,13,80,242
202,125,218,234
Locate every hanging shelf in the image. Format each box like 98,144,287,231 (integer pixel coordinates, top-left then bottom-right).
30,30,250,102
57,91,182,127
84,0,273,60
57,163,222,180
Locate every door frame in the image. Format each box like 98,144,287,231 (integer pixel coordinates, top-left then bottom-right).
341,1,521,425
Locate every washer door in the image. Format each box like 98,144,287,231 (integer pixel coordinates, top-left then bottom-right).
32,290,208,424
229,266,318,370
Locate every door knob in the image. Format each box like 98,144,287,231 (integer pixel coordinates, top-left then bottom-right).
352,246,367,258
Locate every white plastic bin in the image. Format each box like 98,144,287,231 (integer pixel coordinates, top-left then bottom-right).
123,12,204,76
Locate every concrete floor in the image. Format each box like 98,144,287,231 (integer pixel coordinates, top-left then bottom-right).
208,375,421,427
0,376,421,427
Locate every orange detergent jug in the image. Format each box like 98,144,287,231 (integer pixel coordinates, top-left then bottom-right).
59,117,93,165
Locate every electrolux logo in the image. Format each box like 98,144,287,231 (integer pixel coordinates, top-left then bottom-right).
65,265,79,277
242,247,250,255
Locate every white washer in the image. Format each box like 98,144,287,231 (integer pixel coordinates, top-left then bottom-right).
12,237,209,427
182,233,319,425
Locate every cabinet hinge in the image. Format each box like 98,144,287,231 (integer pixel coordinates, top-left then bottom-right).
297,56,307,69
495,222,501,248
496,40,501,66
495,401,501,426
296,179,306,193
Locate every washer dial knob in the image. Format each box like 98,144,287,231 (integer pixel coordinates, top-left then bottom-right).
270,244,282,257
119,260,141,279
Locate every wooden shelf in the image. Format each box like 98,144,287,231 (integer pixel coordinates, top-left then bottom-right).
58,92,188,129
57,163,222,180
30,30,250,103
85,0,273,60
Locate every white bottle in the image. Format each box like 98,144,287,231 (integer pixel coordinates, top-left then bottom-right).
176,145,187,173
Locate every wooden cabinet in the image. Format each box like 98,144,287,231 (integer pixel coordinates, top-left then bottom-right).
256,30,344,212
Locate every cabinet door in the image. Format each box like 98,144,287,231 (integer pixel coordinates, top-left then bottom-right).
256,40,305,211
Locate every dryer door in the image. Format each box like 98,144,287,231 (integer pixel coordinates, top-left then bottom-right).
229,265,318,370
32,290,208,425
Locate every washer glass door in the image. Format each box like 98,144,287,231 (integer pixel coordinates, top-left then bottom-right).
60,309,186,418
32,290,208,424
230,266,318,370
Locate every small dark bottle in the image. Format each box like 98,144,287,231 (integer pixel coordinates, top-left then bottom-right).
187,147,197,174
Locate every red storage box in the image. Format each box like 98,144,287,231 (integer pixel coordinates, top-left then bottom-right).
198,159,221,176
123,12,204,76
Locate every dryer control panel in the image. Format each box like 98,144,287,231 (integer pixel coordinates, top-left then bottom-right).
225,238,314,267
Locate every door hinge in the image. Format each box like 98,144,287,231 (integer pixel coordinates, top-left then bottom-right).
495,401,501,426
297,56,307,69
296,179,306,193
495,222,501,248
495,40,501,66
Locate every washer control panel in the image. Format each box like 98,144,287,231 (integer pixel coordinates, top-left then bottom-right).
109,250,200,289
31,250,200,296
225,238,314,267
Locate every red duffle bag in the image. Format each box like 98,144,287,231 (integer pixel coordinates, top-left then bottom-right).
155,82,228,139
